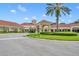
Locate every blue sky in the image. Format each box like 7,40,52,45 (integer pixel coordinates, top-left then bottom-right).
0,3,79,24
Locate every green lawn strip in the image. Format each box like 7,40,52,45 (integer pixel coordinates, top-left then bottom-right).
27,34,79,41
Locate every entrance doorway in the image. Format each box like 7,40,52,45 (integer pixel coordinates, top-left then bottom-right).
72,27,79,32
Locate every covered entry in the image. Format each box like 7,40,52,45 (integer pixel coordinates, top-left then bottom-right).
72,26,79,32
38,20,52,32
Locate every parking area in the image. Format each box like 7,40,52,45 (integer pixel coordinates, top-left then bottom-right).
0,33,79,56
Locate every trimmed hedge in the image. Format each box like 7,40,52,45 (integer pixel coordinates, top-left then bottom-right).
40,32,78,36
0,31,24,33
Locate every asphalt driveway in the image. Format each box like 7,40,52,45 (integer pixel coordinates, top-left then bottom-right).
0,33,79,56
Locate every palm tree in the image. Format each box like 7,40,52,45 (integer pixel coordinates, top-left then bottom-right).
46,3,71,32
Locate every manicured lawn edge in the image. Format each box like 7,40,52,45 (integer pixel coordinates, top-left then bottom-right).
27,33,79,41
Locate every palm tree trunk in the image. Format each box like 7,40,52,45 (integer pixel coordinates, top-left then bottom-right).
56,16,59,32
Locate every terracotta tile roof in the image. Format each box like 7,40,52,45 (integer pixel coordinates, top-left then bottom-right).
21,23,34,26
69,23,79,26
52,24,70,27
0,20,21,26
52,23,79,29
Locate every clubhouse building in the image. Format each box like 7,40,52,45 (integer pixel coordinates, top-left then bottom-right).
21,19,79,32
0,19,79,33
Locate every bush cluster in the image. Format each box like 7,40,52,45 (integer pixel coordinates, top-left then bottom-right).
40,32,77,36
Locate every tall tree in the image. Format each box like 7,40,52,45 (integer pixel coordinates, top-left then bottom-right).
46,3,71,32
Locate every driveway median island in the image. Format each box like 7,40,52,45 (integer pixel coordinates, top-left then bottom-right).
27,32,79,41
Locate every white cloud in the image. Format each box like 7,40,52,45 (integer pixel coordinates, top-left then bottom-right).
43,14,46,17
68,15,72,18
32,16,36,19
10,10,16,13
76,6,79,9
24,17,29,20
18,5,27,12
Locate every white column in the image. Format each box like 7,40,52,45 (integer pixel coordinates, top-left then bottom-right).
39,25,41,33
35,26,38,33
70,27,72,32
17,28,21,32
48,25,51,32
61,29,62,32
53,29,55,32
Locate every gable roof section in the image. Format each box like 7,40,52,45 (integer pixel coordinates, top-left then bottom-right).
21,23,34,26
38,20,52,25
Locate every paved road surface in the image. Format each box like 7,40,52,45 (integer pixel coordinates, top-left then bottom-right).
0,33,79,56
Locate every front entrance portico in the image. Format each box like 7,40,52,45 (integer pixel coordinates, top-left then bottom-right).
38,20,52,32
71,26,79,32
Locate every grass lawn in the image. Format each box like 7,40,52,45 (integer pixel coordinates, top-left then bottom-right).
27,33,79,41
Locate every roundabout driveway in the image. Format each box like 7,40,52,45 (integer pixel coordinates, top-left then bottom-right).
0,33,79,56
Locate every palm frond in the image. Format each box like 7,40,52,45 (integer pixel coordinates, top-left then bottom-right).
46,8,54,16
61,6,71,15
46,4,56,16
46,3,71,17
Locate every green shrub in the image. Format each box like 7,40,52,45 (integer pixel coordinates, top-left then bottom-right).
40,32,77,36
29,27,36,33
